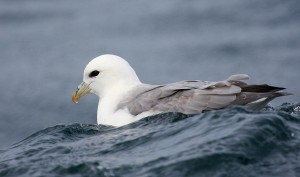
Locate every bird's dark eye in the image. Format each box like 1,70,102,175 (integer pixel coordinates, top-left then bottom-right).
89,70,100,77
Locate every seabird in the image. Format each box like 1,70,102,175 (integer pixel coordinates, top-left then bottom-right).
72,54,291,126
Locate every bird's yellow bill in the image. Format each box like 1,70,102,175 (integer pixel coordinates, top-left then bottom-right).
72,82,91,104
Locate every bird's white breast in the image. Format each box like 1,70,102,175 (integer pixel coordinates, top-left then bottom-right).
96,82,142,126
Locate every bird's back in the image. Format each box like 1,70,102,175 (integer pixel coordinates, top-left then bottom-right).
117,74,290,116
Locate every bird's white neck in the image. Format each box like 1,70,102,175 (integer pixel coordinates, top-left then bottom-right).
97,80,141,126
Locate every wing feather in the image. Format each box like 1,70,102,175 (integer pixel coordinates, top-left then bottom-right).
117,74,249,115
116,74,288,115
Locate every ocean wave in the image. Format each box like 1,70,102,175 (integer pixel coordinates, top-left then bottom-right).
1,103,300,177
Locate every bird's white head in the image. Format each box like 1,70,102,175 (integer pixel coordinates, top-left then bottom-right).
72,54,140,103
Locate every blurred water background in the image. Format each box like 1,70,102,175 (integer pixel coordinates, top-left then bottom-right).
0,0,299,149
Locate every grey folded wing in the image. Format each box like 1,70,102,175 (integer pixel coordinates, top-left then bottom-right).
117,74,252,115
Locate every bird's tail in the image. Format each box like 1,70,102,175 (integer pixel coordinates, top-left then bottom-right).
233,84,292,111
246,91,292,111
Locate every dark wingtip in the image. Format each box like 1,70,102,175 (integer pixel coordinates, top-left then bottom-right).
274,87,286,91
241,84,286,93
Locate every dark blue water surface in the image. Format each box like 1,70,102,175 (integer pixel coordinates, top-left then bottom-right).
0,1,299,176
1,104,300,177
0,0,300,148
